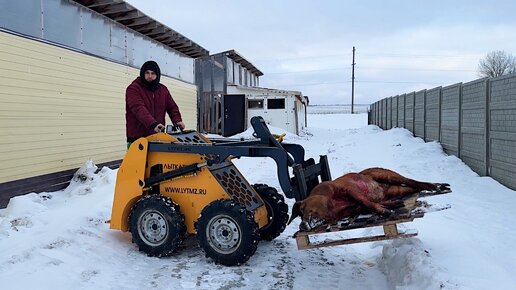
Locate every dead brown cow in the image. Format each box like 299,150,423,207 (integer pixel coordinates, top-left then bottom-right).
288,167,450,229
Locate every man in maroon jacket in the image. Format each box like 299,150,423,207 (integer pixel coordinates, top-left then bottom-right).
125,61,185,146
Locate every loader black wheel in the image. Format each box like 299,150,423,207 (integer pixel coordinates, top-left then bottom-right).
253,184,289,241
196,199,259,266
129,195,186,257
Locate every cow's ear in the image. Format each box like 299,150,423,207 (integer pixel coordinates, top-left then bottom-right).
288,201,303,225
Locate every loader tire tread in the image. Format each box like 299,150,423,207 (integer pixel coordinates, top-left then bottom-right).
253,184,289,241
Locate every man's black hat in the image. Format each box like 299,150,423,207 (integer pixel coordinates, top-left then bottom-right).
140,60,161,91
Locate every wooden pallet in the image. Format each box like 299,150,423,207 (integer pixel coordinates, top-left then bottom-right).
293,190,448,250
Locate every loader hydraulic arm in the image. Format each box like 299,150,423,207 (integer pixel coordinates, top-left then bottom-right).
148,143,296,197
147,116,332,201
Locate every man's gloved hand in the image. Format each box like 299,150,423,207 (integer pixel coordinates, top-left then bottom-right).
154,123,165,132
176,121,185,130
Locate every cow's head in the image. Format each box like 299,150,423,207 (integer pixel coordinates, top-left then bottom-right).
288,194,333,230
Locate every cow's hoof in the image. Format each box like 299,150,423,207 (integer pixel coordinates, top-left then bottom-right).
382,209,395,217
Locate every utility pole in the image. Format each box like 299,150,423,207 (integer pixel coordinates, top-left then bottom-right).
351,46,356,114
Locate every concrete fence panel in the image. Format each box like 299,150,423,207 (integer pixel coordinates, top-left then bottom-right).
488,74,516,189
370,102,374,125
383,98,388,129
405,92,415,134
425,86,441,142
378,100,382,128
380,99,385,129
375,101,380,127
373,103,376,125
391,95,398,127
414,90,426,138
376,101,382,127
398,94,405,127
386,97,392,129
461,78,488,175
440,83,461,157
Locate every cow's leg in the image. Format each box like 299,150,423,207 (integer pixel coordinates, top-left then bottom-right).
360,168,437,191
343,188,392,216
385,185,419,199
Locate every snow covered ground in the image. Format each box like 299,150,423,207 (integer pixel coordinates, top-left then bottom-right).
1,113,515,290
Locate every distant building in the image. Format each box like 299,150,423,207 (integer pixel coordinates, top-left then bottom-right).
196,50,308,136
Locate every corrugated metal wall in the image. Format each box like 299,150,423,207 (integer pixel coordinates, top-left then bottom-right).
368,74,516,190
0,31,197,184
0,0,195,84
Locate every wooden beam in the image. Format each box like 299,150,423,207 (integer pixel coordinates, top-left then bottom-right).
296,235,311,249
83,0,122,8
162,34,185,44
112,10,144,21
181,47,199,53
146,26,168,37
133,22,158,32
100,3,133,16
153,31,178,41
169,41,193,50
295,231,417,250
383,224,399,237
126,17,153,27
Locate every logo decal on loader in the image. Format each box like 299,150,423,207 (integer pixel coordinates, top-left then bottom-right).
164,187,207,195
163,163,185,170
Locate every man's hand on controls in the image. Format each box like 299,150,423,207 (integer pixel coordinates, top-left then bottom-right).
154,123,165,132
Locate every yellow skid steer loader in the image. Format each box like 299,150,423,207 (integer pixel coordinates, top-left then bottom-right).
110,116,331,266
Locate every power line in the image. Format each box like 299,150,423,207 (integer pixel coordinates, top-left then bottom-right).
359,66,475,72
264,80,444,87
254,53,352,62
265,66,475,75
255,52,480,62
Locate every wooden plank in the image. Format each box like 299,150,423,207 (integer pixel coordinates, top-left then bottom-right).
383,224,399,237
296,235,311,250
295,231,418,250
297,214,420,236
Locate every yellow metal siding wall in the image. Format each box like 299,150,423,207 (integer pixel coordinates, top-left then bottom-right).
0,31,197,183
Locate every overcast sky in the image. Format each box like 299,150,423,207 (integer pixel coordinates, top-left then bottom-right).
126,0,516,105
